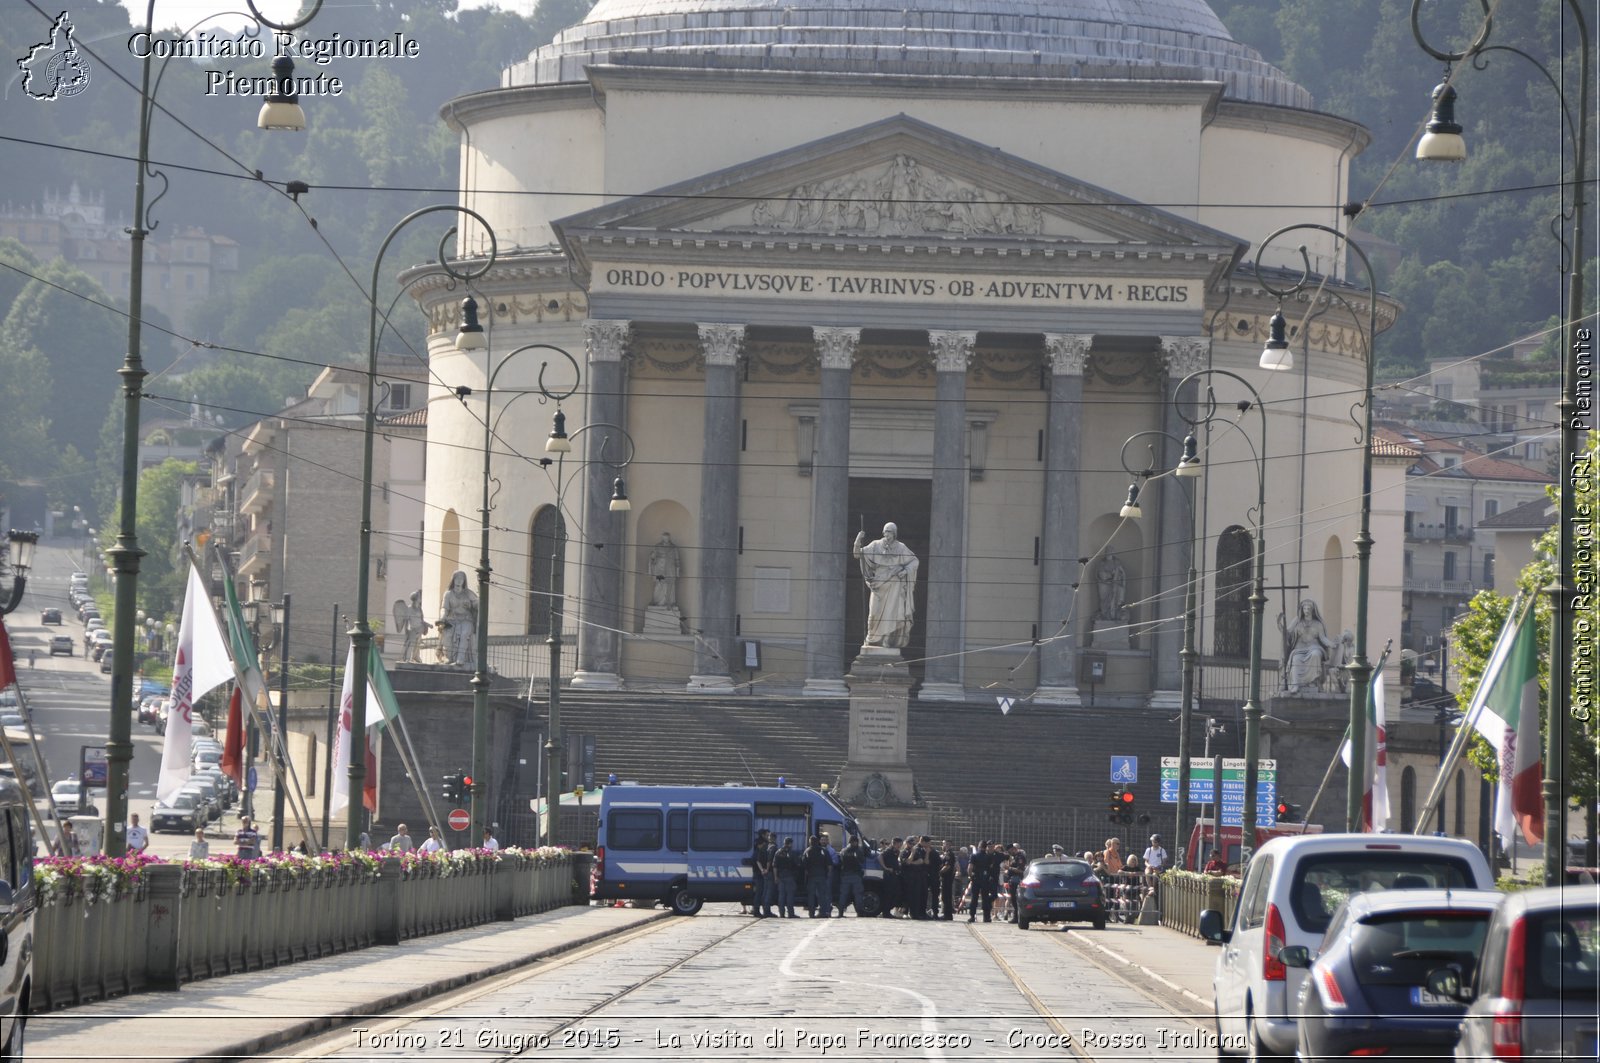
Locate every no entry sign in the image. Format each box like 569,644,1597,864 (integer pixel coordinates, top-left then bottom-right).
447,808,470,831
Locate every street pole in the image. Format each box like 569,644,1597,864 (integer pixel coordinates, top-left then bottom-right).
351,206,495,849
271,593,290,852
323,602,337,849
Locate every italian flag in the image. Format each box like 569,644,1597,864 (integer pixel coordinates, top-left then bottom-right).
329,642,401,818
1466,603,1544,846
1338,666,1389,831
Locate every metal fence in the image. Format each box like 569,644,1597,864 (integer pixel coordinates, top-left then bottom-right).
414,634,578,683
925,805,1145,860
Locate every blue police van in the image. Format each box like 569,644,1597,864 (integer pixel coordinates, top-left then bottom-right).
591,782,883,915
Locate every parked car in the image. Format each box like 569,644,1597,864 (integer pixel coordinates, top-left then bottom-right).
1014,855,1107,930
0,715,22,731
50,779,99,816
194,766,237,808
98,654,112,674
1286,888,1502,1061
151,793,203,834
181,777,223,822
39,608,61,625
138,695,165,725
48,636,73,656
1200,834,1496,1059
192,747,223,774
1443,884,1600,1060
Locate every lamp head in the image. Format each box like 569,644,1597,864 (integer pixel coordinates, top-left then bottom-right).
256,55,306,131
1259,308,1293,371
544,409,571,453
1416,81,1466,162
6,530,38,575
609,477,631,512
1119,482,1143,520
1175,433,1203,478
454,296,486,350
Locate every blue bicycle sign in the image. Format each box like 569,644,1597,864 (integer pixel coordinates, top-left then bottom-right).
1110,756,1138,784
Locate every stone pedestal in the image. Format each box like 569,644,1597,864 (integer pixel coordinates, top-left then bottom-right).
1090,619,1131,650
835,650,928,838
643,606,683,634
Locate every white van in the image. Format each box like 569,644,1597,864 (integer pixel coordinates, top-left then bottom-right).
0,777,35,1057
1199,834,1494,1059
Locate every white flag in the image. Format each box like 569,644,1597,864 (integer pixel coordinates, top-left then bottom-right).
156,563,234,802
1370,668,1390,830
329,642,387,820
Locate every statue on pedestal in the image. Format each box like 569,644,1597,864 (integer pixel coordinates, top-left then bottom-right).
1095,551,1127,622
648,532,681,607
1278,597,1337,694
439,570,478,668
852,522,919,651
391,590,430,664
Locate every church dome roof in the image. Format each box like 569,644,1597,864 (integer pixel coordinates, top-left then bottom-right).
509,0,1311,108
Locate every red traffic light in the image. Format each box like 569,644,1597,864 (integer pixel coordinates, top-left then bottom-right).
462,775,474,788
1120,790,1135,804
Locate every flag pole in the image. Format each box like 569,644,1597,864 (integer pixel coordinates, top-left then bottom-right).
1417,594,1532,830
365,645,444,833
200,544,320,850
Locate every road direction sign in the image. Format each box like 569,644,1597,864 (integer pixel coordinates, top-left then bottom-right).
447,808,471,832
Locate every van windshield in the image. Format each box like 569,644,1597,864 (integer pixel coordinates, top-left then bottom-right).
1291,853,1478,934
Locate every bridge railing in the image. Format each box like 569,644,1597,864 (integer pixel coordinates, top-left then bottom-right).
33,848,592,1012
1158,869,1240,938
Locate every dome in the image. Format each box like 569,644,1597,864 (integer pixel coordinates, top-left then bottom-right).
509,0,1312,108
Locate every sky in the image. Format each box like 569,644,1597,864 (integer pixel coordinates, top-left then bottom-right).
116,0,529,34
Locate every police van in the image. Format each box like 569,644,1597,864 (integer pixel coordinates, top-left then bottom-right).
592,782,883,915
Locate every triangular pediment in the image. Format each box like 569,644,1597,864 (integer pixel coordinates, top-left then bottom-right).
554,114,1242,253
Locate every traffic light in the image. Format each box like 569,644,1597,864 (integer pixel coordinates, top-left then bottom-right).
462,773,474,795
1276,800,1301,822
1118,789,1136,824
1108,789,1124,821
441,773,459,803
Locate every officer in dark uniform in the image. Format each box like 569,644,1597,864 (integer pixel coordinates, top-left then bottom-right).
879,837,903,917
967,839,998,922
902,836,929,919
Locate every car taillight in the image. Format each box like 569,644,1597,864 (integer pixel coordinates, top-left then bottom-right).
1021,876,1041,888
1084,875,1100,888
1263,903,1287,981
1491,916,1527,1060
1315,966,1347,1009
593,846,606,887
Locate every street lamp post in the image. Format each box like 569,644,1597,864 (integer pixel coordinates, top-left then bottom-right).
253,594,290,851
105,0,319,857
0,531,39,616
1410,0,1592,888
1253,225,1380,833
455,328,582,843
349,207,495,849
1117,431,1202,857
537,414,633,847
1175,370,1270,865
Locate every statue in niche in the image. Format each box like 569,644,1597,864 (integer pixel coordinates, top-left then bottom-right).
852,522,920,650
392,590,430,664
648,532,681,608
438,570,478,668
1278,598,1338,694
1095,551,1127,622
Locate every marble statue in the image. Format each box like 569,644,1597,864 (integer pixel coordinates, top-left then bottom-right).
439,570,478,668
391,590,430,664
852,522,919,650
1095,550,1127,622
648,532,681,608
1330,629,1356,693
1278,598,1337,694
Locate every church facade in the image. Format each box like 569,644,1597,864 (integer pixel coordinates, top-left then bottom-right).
410,0,1406,707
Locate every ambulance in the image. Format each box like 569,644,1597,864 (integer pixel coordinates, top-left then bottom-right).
591,782,883,915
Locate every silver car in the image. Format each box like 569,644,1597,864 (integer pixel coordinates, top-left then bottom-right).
1450,883,1600,1060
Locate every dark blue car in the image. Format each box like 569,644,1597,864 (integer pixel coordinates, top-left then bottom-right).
1285,887,1502,1061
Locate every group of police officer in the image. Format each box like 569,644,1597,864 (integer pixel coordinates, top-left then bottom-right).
748,832,1027,921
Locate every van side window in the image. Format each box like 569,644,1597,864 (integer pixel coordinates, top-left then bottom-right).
690,810,751,852
667,810,687,851
607,809,662,850
5,810,23,897
1238,855,1273,930
1475,908,1508,996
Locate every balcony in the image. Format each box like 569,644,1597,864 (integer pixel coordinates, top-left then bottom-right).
1408,578,1476,597
236,530,273,577
238,467,275,516
1406,523,1472,544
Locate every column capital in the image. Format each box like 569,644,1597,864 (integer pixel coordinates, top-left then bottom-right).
697,323,746,366
813,326,861,371
1159,336,1210,378
929,330,976,373
1044,333,1093,375
584,320,630,363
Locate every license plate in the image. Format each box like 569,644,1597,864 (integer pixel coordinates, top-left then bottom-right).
1411,986,1454,1007
1049,901,1077,909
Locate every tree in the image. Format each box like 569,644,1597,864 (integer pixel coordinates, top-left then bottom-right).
133,459,199,615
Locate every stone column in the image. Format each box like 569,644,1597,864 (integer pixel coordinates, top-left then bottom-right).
803,327,858,697
688,323,745,693
1035,334,1091,704
572,320,631,689
920,330,975,701
1150,337,1210,706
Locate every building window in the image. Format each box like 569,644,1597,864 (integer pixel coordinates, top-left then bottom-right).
1483,499,1498,519
1442,456,1457,469
1444,505,1459,536
1401,766,1417,832
1483,553,1495,585
1404,511,1414,535
386,383,412,410
1453,774,1466,837
528,506,565,636
1404,550,1413,577
1213,526,1253,658
1443,552,1457,581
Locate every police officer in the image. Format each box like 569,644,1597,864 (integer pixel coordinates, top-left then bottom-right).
967,840,998,922
751,829,774,917
803,834,831,916
902,836,929,919
837,834,868,915
879,837,903,917
774,836,801,916
938,840,957,920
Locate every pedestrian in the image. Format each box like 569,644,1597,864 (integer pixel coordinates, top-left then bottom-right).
481,826,499,851
938,840,957,920
420,826,445,853
836,834,867,915
1102,837,1125,874
188,827,209,860
233,816,260,859
967,840,998,922
774,836,800,917
126,813,149,855
1003,842,1028,921
387,823,414,851
822,832,841,915
802,834,831,916
902,835,928,919
750,829,773,917
27,650,35,669
1142,834,1169,872
59,819,79,857
879,837,903,917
